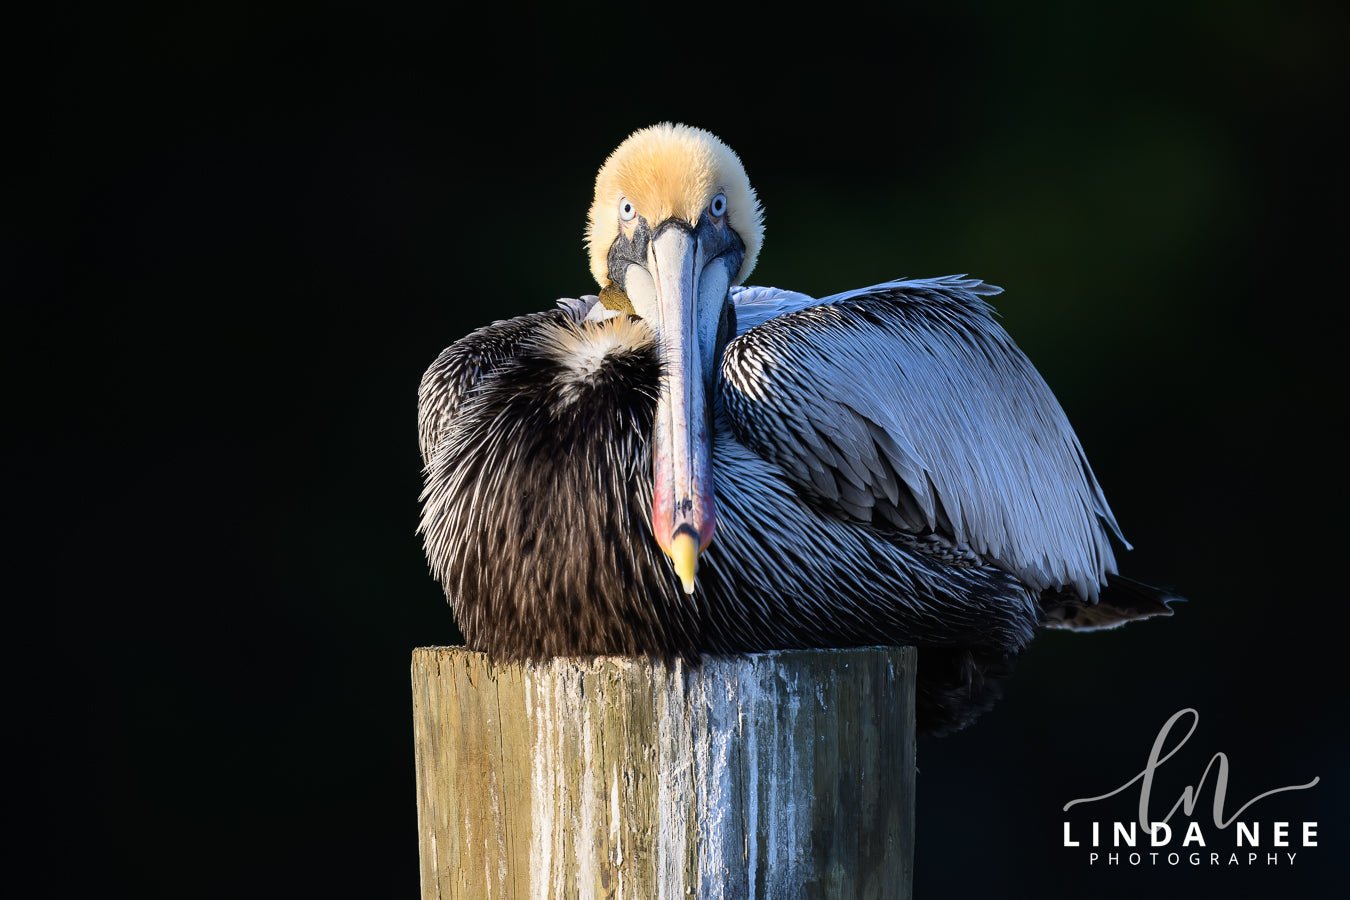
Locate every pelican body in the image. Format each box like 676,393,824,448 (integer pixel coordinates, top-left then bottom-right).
418,124,1173,732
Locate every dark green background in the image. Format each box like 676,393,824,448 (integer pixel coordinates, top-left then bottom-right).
12,1,1345,897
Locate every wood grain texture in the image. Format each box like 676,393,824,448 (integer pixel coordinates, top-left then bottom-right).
411,647,915,899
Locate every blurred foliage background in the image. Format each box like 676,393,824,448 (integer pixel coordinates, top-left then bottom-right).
9,1,1345,896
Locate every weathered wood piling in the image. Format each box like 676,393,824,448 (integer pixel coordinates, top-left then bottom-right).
411,646,915,899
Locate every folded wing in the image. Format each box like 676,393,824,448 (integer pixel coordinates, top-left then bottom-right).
721,276,1125,599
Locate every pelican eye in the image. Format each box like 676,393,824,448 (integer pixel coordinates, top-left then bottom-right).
709,192,727,218
619,198,637,222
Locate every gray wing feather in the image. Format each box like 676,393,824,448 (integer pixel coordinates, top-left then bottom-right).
723,276,1124,599
418,299,590,466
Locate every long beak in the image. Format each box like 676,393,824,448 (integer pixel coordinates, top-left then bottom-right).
648,223,716,594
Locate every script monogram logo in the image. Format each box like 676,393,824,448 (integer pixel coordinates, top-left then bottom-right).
1060,708,1319,869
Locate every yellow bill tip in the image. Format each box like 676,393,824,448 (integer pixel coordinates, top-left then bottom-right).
670,531,699,594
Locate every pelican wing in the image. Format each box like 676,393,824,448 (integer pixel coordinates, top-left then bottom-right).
418,307,576,466
721,276,1124,598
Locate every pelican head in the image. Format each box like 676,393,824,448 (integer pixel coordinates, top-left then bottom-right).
586,123,764,594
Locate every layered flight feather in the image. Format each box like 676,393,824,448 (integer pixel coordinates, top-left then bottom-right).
720,276,1125,599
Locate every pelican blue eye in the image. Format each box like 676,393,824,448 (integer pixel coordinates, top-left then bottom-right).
709,192,727,218
619,198,637,222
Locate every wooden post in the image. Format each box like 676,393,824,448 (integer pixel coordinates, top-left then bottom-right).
411,646,915,899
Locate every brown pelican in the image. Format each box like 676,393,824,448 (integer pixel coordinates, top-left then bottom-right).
418,123,1175,733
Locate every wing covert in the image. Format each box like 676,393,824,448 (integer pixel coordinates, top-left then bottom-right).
721,276,1124,598
418,302,589,466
